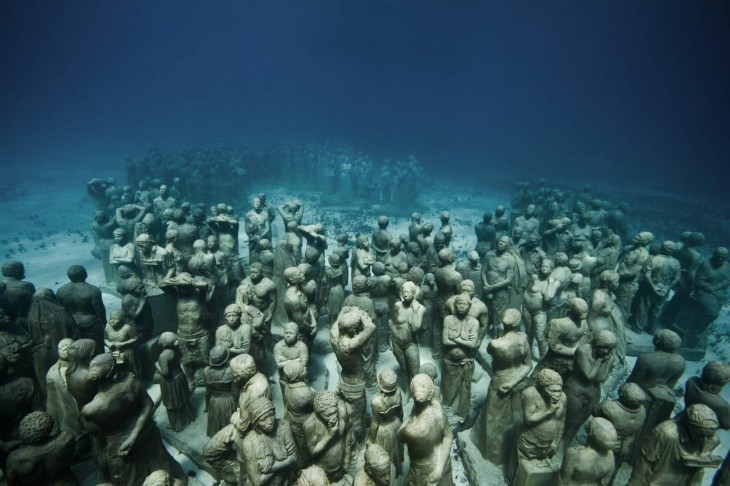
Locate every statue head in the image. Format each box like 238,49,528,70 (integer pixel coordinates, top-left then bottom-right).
206,235,219,251
712,247,729,266
460,280,475,298
296,466,329,486
249,262,263,280
230,354,257,381
567,297,589,320
142,470,172,486
313,391,340,428
618,383,647,409
1,260,25,279
377,368,398,394
351,275,369,293
433,232,446,249
364,444,392,485
684,404,719,444
633,231,654,246
87,353,117,382
372,261,386,276
208,346,229,367
282,360,306,383
66,339,96,366
592,330,617,358
338,307,364,335
540,259,554,277
158,332,178,349
482,211,493,223
336,232,349,245
18,411,55,445
224,304,242,327
410,374,434,404
502,308,522,329
599,270,620,291
660,240,676,255
411,212,422,223
585,416,618,452
283,266,304,285
401,281,418,302
356,235,369,249
497,235,511,252
687,232,705,247
440,211,450,223
328,254,341,267
283,322,300,345
536,369,563,403
418,362,438,382
700,361,730,393
57,338,74,361
468,251,480,264
377,215,389,228
653,329,682,352
258,238,271,251
453,293,472,315
249,397,276,434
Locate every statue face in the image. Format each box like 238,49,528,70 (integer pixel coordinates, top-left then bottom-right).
401,286,415,302
159,185,168,196
526,205,535,216
252,198,261,211
320,406,339,429
257,410,276,433
225,312,240,327
114,232,125,244
109,314,123,328
544,384,563,404
540,261,553,276
497,237,510,252
207,237,218,251
283,326,298,344
411,381,433,404
455,298,470,315
250,266,262,281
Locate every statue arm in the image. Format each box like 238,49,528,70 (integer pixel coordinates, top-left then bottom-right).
522,390,557,425
368,401,381,443
431,409,453,481
558,447,577,485
348,312,377,349
412,303,426,333
265,286,277,323
93,292,107,324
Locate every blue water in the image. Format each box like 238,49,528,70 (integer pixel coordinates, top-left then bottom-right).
1,1,728,195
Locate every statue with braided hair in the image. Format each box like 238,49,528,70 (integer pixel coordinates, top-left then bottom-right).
517,369,567,464
81,353,186,486
303,391,352,484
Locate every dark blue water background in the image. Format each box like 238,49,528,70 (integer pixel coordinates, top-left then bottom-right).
1,1,728,196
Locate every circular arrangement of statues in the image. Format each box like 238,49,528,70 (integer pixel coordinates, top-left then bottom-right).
0,170,728,486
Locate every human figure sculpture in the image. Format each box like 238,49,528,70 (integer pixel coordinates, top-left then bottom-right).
155,332,195,432
433,248,463,359
274,322,309,394
680,247,730,351
215,304,251,359
109,228,136,283
520,234,546,278
663,231,704,326
81,353,186,486
384,238,408,278
445,279,489,348
474,212,497,260
455,251,484,299
91,209,117,285
230,353,271,412
562,330,616,446
606,202,630,243
115,204,148,240
56,265,106,356
482,235,516,334
423,231,446,275
116,266,154,340
627,329,686,394
589,269,627,393
295,465,331,486
352,235,376,279
278,199,304,227
685,361,730,430
557,416,617,486
592,382,647,467
615,231,653,320
494,204,510,238
389,281,425,387
630,240,681,334
369,262,394,353
343,275,376,386
439,211,453,248
283,266,317,345
372,215,392,262
187,239,218,282
152,184,177,216
280,361,314,467
245,196,271,264
258,238,275,278
331,306,376,442
135,233,171,295
534,297,590,383
441,293,479,420
203,345,236,437
514,204,540,238
303,391,352,485
202,406,247,485
408,212,423,243
5,411,77,486
516,369,567,467
0,260,36,329
240,396,298,486
159,272,214,386
368,368,403,473
355,443,397,486
46,338,86,454
104,310,141,377
325,254,346,325
27,288,76,397
398,374,454,486
542,217,571,257
629,404,722,486
472,308,532,466
522,259,556,358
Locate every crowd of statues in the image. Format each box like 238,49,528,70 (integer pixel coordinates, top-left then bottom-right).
0,173,728,486
120,140,425,211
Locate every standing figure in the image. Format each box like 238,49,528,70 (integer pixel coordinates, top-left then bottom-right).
589,270,627,393
352,235,376,279
303,391,352,485
685,361,730,430
92,209,117,285
371,215,392,263
557,417,617,486
482,236,516,334
56,265,106,356
283,266,317,345
522,259,556,358
230,353,271,412
390,281,425,386
627,329,685,394
472,308,532,466
203,346,236,437
0,260,36,327
240,397,298,486
104,310,141,377
534,297,590,383
516,369,567,466
474,212,497,260
274,322,309,394
27,289,76,397
46,338,86,454
398,374,454,486
325,254,346,326
592,382,647,468
155,332,195,432
81,353,186,486
615,232,653,321
433,248,463,359
331,306,377,442
630,241,681,334
109,228,136,283
244,196,271,264
281,361,315,466
441,293,479,419
629,404,722,486
215,304,251,359
562,330,616,446
368,369,404,473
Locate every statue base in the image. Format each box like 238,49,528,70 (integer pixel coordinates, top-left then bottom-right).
456,431,508,486
513,456,559,486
